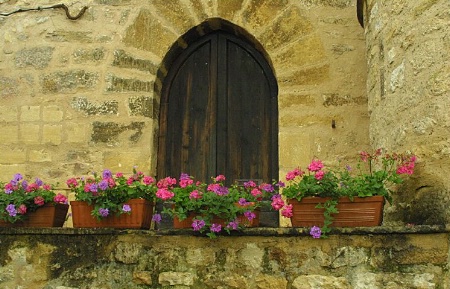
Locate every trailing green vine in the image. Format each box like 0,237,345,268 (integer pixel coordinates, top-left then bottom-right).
315,199,338,237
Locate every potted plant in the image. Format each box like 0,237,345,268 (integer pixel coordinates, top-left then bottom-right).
271,149,417,237
155,173,278,238
0,173,69,227
66,168,157,229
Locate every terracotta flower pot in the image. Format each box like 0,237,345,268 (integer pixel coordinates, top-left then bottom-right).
0,203,69,227
71,198,154,229
289,196,384,227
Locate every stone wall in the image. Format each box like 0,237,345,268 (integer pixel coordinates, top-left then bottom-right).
0,227,448,289
363,0,450,225
0,0,368,188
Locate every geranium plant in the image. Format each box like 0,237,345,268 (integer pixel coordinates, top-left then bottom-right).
156,173,279,238
66,168,157,219
0,173,68,223
272,149,417,237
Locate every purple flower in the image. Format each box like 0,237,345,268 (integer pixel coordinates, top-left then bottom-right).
98,180,109,191
210,223,222,233
215,186,229,196
102,169,112,179
35,178,43,187
152,213,161,223
122,204,131,212
6,204,17,217
89,183,98,193
261,183,274,192
238,198,250,206
244,211,256,221
227,220,239,230
192,219,205,231
21,180,28,190
310,226,322,239
179,173,190,181
98,208,109,217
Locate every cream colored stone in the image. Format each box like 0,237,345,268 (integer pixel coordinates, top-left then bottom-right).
20,106,41,122
43,124,62,145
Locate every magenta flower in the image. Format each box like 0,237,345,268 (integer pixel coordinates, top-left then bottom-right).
156,188,175,200
34,196,45,206
53,193,68,204
18,204,27,215
281,204,293,218
244,211,256,221
227,220,239,230
189,190,202,199
214,175,226,182
286,168,303,181
192,219,205,231
210,223,222,233
143,176,155,185
271,196,285,210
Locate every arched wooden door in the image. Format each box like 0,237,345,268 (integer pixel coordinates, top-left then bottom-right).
158,31,278,185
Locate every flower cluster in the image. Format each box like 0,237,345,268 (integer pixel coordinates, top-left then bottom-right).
66,168,157,219
0,173,68,223
271,149,417,238
156,173,279,238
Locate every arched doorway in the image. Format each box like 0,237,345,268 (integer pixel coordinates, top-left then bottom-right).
157,22,278,187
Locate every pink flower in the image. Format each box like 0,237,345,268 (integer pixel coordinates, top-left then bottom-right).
314,170,325,180
251,188,262,197
207,183,221,192
189,190,202,199
286,168,303,181
43,184,51,191
214,175,226,182
271,196,285,210
126,177,134,185
157,177,177,189
34,196,45,206
360,151,369,162
18,204,27,215
143,176,155,185
26,183,39,192
54,193,68,204
307,160,324,172
156,188,174,200
244,180,257,188
115,172,123,178
281,204,293,218
179,178,194,188
66,178,78,188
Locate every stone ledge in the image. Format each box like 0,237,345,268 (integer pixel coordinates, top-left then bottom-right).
0,224,446,236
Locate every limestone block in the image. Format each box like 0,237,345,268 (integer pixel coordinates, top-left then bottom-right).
29,149,52,162
0,76,18,97
113,49,158,74
217,0,244,20
0,147,26,164
239,243,264,270
21,106,41,122
73,48,105,63
41,70,99,94
241,0,289,32
0,125,19,143
158,271,195,286
43,124,62,145
20,123,40,144
292,275,351,289
150,0,197,33
43,105,64,122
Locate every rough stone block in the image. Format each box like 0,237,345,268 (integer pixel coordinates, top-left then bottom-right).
241,0,289,32
73,48,105,63
0,77,18,97
128,96,153,117
46,30,93,43
41,70,99,93
123,8,176,57
71,97,118,115
217,0,244,20
106,75,153,92
15,47,54,69
292,275,351,289
113,49,158,74
272,35,326,68
158,272,195,286
150,0,196,33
